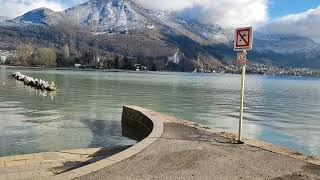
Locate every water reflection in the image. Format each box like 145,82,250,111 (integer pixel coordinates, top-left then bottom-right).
81,119,136,147
0,67,319,156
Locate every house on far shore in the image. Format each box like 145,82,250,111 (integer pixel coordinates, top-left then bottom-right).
74,64,82,68
134,64,148,71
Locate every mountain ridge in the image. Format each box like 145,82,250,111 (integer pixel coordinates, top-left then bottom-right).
0,0,319,69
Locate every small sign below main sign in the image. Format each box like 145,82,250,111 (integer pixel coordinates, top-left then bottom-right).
234,27,253,51
237,51,247,65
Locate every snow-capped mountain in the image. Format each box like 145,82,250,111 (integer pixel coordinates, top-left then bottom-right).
252,32,320,67
2,0,227,44
254,33,320,55
0,0,319,69
63,0,146,31
7,8,65,26
5,0,145,30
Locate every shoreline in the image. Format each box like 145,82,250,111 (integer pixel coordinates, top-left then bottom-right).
0,110,318,160
2,65,320,78
1,106,319,179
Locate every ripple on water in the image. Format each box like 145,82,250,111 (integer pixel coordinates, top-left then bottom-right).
0,69,319,156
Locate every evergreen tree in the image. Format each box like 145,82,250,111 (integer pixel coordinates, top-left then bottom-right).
151,62,157,71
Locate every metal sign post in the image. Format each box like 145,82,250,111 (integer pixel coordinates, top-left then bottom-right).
237,51,247,143
234,27,253,144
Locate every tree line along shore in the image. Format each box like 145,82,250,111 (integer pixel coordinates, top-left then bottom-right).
2,45,189,72
2,45,320,77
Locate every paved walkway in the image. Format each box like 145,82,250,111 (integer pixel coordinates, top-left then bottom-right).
77,122,320,180
0,147,133,180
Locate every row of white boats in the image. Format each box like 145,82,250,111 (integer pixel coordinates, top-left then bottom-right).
11,72,57,91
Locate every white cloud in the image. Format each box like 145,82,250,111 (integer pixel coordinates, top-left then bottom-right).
135,0,269,28
0,0,63,17
0,0,269,29
264,6,320,41
135,0,194,12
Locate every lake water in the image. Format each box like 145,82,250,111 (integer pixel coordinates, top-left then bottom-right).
0,66,320,157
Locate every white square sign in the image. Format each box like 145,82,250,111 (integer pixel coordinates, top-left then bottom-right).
234,27,253,51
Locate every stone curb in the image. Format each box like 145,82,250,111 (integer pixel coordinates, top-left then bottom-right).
245,139,320,166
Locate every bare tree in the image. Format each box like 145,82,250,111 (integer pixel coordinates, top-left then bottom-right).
34,48,57,67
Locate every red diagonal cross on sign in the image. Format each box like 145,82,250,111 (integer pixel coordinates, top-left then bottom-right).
238,32,249,45
234,27,253,51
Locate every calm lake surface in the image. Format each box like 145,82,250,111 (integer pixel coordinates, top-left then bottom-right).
0,66,320,156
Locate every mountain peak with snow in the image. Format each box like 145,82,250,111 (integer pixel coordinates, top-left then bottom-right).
0,0,319,68
1,0,227,43
64,0,144,31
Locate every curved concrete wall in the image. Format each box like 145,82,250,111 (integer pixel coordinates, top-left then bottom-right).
122,106,154,140
57,106,164,179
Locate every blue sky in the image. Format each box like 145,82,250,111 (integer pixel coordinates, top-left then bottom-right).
269,0,320,19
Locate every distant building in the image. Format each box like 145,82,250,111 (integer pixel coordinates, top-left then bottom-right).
134,64,148,71
0,55,6,64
